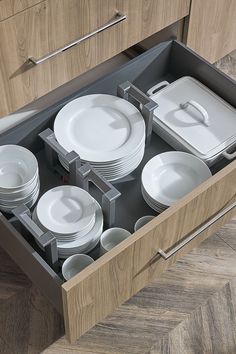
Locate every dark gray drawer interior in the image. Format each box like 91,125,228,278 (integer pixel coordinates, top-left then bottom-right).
0,40,235,313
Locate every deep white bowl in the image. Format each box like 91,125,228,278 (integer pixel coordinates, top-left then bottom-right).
0,145,38,191
141,151,212,207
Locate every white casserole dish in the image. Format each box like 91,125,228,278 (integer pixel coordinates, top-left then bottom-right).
147,76,236,165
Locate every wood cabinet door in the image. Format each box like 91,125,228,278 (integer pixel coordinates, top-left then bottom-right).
0,0,190,118
186,0,236,63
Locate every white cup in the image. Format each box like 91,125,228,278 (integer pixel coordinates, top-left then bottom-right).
134,215,155,232
62,254,94,281
100,227,131,254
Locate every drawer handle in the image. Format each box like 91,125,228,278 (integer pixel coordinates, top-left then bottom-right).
28,11,126,65
223,148,236,160
180,100,210,126
158,199,236,260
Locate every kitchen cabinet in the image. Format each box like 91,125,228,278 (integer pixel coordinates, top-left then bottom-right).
0,0,190,117
0,41,235,343
186,0,236,63
0,0,42,21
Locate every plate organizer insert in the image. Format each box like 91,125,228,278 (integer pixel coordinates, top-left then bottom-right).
9,81,158,276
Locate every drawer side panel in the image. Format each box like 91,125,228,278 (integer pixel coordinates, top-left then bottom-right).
62,161,236,342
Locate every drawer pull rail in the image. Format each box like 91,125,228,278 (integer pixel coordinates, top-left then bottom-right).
39,128,121,228
28,11,126,65
158,199,236,260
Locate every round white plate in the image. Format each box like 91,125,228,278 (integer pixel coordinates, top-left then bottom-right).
54,94,145,163
57,199,103,251
33,208,95,241
141,152,212,206
34,198,103,258
36,186,96,234
59,146,144,181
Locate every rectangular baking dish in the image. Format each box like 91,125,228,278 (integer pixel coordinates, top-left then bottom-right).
0,40,235,343
148,76,236,165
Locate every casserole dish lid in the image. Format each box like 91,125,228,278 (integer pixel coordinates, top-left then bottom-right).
149,76,236,158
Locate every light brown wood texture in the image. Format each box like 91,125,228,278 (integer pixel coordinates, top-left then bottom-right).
186,0,236,63
44,225,236,354
0,247,64,354
0,0,190,117
0,0,42,21
62,160,236,342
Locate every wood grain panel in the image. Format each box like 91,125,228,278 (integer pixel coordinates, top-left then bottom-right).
0,0,190,117
44,231,236,353
62,160,236,342
187,0,236,63
0,0,42,21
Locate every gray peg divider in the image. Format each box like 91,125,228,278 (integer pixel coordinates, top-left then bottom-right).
117,81,158,145
12,204,59,271
39,128,121,228
76,163,121,229
39,128,81,185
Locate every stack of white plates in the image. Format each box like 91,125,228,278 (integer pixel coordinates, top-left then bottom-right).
141,151,212,212
54,94,146,181
32,185,103,258
0,145,40,213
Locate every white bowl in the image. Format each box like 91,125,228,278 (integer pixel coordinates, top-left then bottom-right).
0,183,40,206
0,188,39,213
0,145,38,191
0,178,39,202
141,151,212,207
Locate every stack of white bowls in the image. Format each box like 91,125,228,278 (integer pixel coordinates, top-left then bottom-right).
33,185,103,258
141,152,212,213
54,94,146,181
0,145,40,213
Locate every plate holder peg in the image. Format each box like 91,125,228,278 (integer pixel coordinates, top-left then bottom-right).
76,163,121,229
117,81,158,145
39,128,121,228
12,204,59,271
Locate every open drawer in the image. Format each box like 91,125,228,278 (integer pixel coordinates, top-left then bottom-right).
0,41,236,343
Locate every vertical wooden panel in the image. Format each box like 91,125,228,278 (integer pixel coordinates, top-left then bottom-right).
187,0,236,63
0,0,190,117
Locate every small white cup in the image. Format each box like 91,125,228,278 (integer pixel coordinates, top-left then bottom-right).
100,227,131,254
62,254,94,281
134,215,155,232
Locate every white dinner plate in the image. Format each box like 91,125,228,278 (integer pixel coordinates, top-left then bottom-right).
141,152,212,207
54,94,145,163
57,199,103,251
36,186,96,235
33,208,95,241
59,146,144,181
33,198,103,258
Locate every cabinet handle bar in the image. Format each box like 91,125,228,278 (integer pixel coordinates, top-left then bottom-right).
29,11,126,65
159,199,236,260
